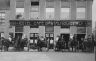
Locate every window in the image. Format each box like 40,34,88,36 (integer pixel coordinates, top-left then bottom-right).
30,1,39,19
76,8,85,20
16,8,24,19
46,8,54,19
30,6,39,19
61,8,70,20
0,11,6,24
31,1,39,5
16,1,24,19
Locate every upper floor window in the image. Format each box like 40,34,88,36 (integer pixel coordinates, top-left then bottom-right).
30,1,39,19
16,8,24,19
0,10,6,24
46,8,54,19
16,0,24,19
31,1,39,6
76,8,85,20
60,8,70,20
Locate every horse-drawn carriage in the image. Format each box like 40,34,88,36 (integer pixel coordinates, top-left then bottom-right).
0,37,11,51
12,37,28,51
27,36,54,52
54,36,94,52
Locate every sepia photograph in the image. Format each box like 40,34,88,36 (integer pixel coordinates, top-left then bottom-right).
0,0,95,61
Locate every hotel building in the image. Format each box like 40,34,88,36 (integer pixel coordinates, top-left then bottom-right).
0,0,93,42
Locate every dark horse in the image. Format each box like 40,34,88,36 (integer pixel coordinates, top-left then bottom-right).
37,38,48,51
14,37,28,51
0,37,11,51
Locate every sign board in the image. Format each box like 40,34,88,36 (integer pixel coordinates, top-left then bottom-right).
10,20,92,27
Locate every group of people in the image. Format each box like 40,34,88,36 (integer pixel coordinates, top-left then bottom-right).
54,35,95,52
0,34,95,52
0,35,28,51
30,36,54,51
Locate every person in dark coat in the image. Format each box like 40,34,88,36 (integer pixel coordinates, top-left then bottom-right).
37,36,42,51
1,37,10,51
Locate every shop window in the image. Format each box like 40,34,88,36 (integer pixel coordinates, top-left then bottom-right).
16,8,24,19
77,27,86,34
15,26,23,32
60,8,70,20
45,26,54,32
76,8,85,20
46,8,54,19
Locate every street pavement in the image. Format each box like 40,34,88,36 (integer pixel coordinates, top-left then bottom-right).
0,51,95,61
0,47,95,61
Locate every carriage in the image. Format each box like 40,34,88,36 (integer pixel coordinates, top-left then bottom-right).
0,37,11,51
28,36,51,52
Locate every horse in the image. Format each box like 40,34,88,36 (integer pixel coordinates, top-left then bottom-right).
20,38,28,51
1,37,11,51
69,38,78,52
37,38,48,51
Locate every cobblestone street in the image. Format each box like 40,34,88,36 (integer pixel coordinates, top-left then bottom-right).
0,51,95,61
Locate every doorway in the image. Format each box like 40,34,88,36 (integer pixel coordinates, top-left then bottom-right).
45,33,54,49
60,34,70,49
15,33,23,39
61,34,70,42
76,34,86,41
30,33,38,44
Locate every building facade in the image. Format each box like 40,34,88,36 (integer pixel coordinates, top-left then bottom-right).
0,0,93,42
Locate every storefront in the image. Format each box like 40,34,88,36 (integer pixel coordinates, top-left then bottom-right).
9,20,92,42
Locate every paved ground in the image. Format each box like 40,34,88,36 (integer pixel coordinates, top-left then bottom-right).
0,47,95,61
0,52,95,61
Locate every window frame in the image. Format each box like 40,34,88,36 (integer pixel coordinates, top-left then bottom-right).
60,8,70,20
16,8,24,19
76,7,86,20
45,8,55,20
0,11,6,24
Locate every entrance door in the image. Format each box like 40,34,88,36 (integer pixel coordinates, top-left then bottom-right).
30,33,38,44
15,33,23,39
45,33,54,49
45,33,54,42
61,34,70,49
61,34,70,42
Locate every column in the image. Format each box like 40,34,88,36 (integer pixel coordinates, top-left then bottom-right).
55,0,60,20
54,26,60,42
71,0,76,20
70,26,77,36
24,0,30,20
23,26,30,40
86,26,92,37
10,0,16,20
39,26,45,38
86,1,92,20
4,10,10,39
39,0,46,20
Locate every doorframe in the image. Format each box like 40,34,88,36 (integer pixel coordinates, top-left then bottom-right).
15,32,23,39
